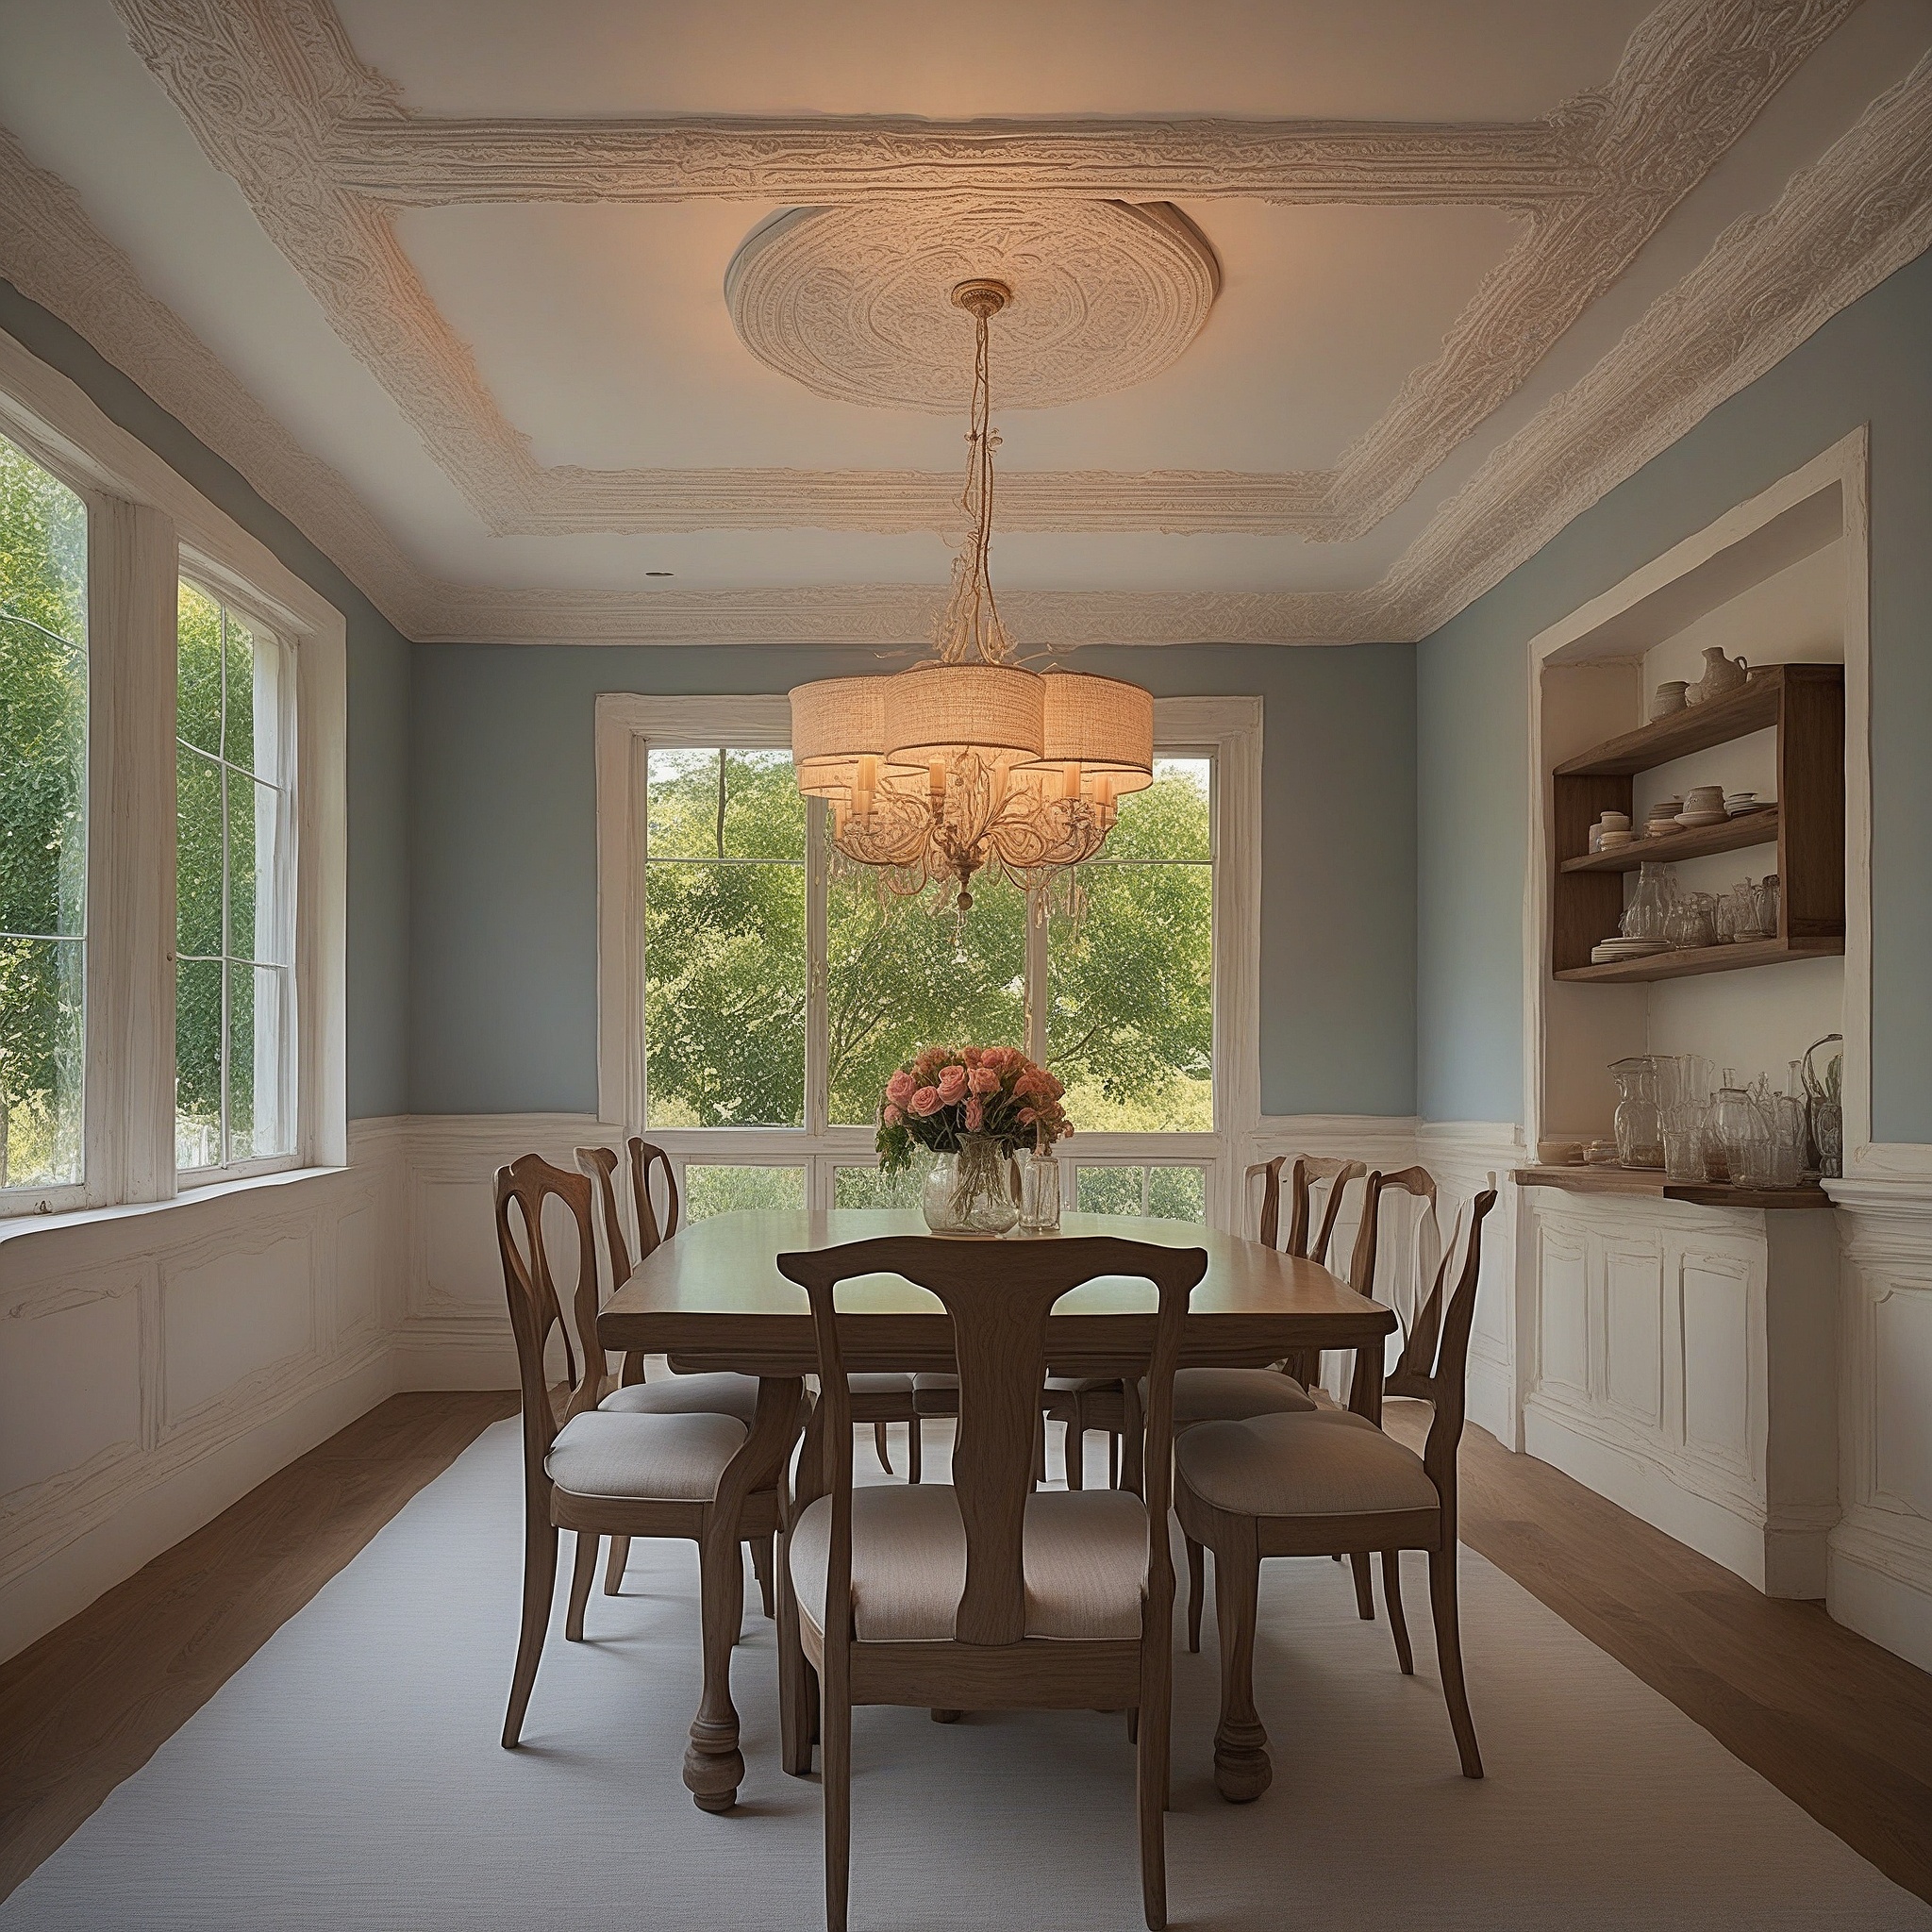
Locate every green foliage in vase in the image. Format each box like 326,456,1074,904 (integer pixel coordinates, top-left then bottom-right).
0,434,87,1187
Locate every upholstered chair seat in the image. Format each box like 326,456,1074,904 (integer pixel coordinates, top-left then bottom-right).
847,1372,916,1398
790,1484,1149,1643
1175,1408,1439,1520
599,1370,761,1424
1144,1366,1318,1425
543,1408,748,1504
910,1370,958,1412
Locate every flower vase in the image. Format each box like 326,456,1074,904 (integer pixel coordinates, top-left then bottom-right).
922,1136,1020,1235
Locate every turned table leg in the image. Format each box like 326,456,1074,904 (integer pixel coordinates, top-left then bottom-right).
683,1375,803,1811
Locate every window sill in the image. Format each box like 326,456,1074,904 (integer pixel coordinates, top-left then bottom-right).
0,1162,351,1247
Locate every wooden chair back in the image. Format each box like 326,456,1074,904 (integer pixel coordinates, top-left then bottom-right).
778,1236,1208,1646
1383,1188,1497,1524
1344,1163,1439,1299
1248,1155,1367,1262
495,1155,602,1478
630,1136,680,1255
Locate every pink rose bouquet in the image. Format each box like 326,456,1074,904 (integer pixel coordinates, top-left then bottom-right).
875,1043,1072,1173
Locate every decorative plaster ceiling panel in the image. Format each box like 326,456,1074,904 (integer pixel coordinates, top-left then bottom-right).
391,199,1524,475
724,200,1219,413
0,0,1924,645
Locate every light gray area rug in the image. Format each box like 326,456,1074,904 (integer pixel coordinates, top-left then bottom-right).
6,1421,1926,1931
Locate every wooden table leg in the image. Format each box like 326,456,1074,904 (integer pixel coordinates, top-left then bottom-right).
1210,1519,1271,1803
684,1375,803,1812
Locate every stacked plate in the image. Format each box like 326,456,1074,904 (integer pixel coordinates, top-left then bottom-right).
1591,937,1671,964
1725,791,1773,816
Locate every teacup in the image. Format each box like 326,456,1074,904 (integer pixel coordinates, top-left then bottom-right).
1685,786,1725,811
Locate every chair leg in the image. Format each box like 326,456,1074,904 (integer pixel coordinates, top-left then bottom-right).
822,1668,853,1932
502,1500,557,1749
1350,1549,1375,1620
602,1533,630,1595
750,1531,775,1621
1108,1428,1120,1490
777,1538,812,1776
1210,1527,1270,1804
872,1420,892,1473
1137,1624,1170,1931
564,1529,599,1641
1185,1535,1206,1655
1428,1546,1484,1779
1381,1549,1413,1675
1066,1419,1085,1491
907,1414,923,1484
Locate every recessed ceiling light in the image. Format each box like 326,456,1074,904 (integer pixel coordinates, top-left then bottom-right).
645,570,674,577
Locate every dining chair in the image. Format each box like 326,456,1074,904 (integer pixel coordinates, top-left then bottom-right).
1177,1160,1440,1641
494,1154,786,1756
1174,1187,1497,1803
575,1141,774,1607
780,1234,1207,1932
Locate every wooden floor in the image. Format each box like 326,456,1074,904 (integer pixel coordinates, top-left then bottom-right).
2,1391,1928,1907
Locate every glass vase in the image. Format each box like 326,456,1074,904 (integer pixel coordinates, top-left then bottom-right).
1016,1148,1062,1233
921,1136,1021,1236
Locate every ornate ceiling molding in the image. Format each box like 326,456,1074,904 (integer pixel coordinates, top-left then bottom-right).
0,125,428,633
724,200,1221,413
4,11,1924,649
109,0,1856,539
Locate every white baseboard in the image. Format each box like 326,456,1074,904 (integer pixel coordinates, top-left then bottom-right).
1828,1528,1932,1674
0,1348,393,1661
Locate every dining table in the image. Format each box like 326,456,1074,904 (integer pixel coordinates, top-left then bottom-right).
596,1207,1396,1811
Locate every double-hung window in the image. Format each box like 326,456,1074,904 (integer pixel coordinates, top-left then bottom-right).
0,335,344,1217
597,694,1259,1228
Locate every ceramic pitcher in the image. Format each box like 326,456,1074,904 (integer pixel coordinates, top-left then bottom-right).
1686,646,1749,705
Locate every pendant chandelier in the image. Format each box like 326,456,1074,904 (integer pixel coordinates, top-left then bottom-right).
789,279,1154,910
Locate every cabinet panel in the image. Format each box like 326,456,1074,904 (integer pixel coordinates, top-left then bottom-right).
1537,1224,1591,1398
1605,1245,1664,1428
1680,1258,1751,1466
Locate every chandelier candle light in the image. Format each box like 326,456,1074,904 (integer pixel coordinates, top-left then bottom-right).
789,279,1155,910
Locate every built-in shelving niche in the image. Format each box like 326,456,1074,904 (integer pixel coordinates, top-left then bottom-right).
1526,460,1852,1164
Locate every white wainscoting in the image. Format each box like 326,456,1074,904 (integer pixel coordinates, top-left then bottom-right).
1518,1187,1840,1598
1827,1179,1932,1672
0,1116,407,1660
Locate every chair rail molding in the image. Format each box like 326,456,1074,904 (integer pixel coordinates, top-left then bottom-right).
1,11,1924,641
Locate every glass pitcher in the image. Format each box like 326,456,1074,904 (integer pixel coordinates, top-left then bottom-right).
1621,863,1679,942
1714,1080,1772,1189
1609,1057,1664,1168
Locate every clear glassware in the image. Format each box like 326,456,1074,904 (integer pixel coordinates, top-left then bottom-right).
1713,1079,1770,1188
1015,1147,1062,1233
1723,877,1772,941
1609,1056,1663,1168
921,1138,1022,1235
1803,1032,1844,1179
1621,863,1679,942
1662,1101,1710,1182
1758,874,1781,938
1764,1093,1807,1190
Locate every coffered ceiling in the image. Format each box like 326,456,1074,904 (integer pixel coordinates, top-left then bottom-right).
0,0,1928,643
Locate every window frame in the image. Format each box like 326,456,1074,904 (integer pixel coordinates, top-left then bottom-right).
594,691,1259,1229
0,329,346,1217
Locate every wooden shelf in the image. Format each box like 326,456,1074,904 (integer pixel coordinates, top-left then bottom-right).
1553,668,1786,776
1560,807,1778,873
1555,935,1843,982
1514,1165,1831,1210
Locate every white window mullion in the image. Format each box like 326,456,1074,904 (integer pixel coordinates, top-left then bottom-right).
86,497,177,1207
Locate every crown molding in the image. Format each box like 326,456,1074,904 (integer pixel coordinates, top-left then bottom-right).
3,8,1925,646
0,125,429,634
108,0,1853,540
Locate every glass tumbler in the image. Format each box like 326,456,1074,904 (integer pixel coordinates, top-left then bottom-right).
1017,1149,1062,1233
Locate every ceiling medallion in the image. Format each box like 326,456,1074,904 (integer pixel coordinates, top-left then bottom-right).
790,278,1153,910
728,198,1220,412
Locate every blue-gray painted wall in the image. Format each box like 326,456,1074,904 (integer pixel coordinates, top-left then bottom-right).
1417,251,1932,1138
0,281,414,1121
405,641,1418,1120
